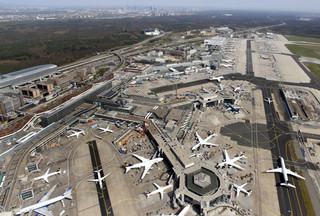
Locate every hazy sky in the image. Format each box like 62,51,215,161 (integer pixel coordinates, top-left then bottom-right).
3,0,320,12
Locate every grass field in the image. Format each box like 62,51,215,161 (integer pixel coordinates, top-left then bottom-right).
285,44,320,59
285,36,320,44
288,142,315,216
306,64,320,77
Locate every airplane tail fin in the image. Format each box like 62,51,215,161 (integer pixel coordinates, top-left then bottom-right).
57,168,61,174
63,187,73,199
281,182,296,188
125,167,131,173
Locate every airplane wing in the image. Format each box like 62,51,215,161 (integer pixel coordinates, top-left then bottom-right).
195,133,202,142
204,134,215,142
178,205,190,216
153,183,161,189
191,143,200,150
133,154,148,163
224,150,230,161
141,163,152,179
266,167,282,173
228,162,245,170
286,169,305,180
101,173,110,181
160,190,164,200
235,188,240,197
44,176,49,183
38,184,57,203
88,179,98,182
34,207,54,216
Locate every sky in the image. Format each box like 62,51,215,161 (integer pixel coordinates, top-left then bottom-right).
3,0,320,12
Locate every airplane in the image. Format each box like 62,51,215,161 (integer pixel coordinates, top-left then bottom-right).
209,76,224,83
97,125,113,133
222,59,234,64
88,169,110,189
15,184,72,216
33,168,61,183
146,183,173,200
160,205,191,216
218,83,224,90
220,63,233,69
232,84,242,92
125,154,163,179
67,130,85,139
225,104,241,114
265,157,305,188
201,86,210,93
216,149,247,170
191,132,218,151
264,97,273,104
232,183,252,197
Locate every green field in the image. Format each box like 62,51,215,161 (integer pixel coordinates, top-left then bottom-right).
285,44,320,59
285,36,320,44
306,64,320,77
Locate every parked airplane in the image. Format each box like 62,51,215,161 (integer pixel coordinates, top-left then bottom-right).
67,130,85,139
225,104,241,114
97,125,113,133
264,97,273,104
201,86,210,93
220,63,233,69
191,132,218,151
216,149,246,170
233,183,252,197
33,168,61,183
232,84,242,92
218,83,224,90
209,76,224,83
88,169,110,189
160,205,191,216
265,157,305,188
222,59,234,64
125,154,163,179
15,184,72,216
146,183,173,200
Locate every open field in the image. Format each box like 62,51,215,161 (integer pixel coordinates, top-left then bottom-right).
285,36,320,44
306,63,320,77
285,44,320,59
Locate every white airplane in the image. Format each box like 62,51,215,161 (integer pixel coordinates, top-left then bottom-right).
222,59,234,64
88,169,110,189
201,86,210,93
233,183,252,197
33,168,61,183
264,97,273,104
209,76,224,82
216,149,246,170
191,132,218,151
220,63,233,69
125,154,163,179
146,183,173,200
265,157,305,188
97,125,113,133
67,130,85,139
15,184,72,216
160,205,191,216
232,84,242,92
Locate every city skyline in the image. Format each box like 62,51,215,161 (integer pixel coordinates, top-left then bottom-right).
1,0,320,12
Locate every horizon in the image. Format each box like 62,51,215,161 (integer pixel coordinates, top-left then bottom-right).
1,0,320,13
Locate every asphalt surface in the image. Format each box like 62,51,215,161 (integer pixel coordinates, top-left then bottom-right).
87,140,114,216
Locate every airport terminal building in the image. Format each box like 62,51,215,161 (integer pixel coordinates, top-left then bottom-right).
0,64,58,89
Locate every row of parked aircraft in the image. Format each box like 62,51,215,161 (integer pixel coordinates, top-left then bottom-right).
66,125,114,139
